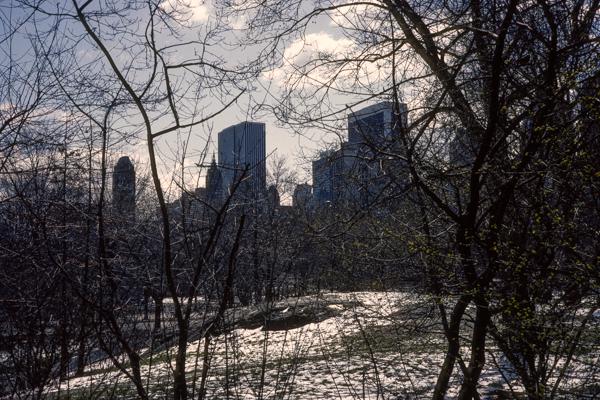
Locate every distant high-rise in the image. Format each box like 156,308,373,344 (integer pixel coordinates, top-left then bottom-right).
312,144,359,206
205,154,224,203
349,101,410,199
312,102,410,208
312,150,336,205
348,102,408,150
218,122,266,197
112,156,136,217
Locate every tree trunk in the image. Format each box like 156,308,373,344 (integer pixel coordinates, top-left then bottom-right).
457,299,491,400
75,318,87,376
433,295,470,400
173,330,189,400
153,295,163,332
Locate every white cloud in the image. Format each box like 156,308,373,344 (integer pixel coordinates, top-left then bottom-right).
283,32,353,62
266,32,355,86
160,0,211,23
228,14,247,30
264,30,404,94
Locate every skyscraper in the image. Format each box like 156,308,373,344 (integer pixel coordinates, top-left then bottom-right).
312,149,336,205
312,144,360,206
112,156,136,218
218,122,266,197
312,102,410,208
347,101,408,150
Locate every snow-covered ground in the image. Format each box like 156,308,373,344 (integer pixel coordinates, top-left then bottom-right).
47,291,599,399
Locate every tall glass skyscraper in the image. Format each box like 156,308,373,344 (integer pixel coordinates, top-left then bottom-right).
218,121,266,197
347,101,408,149
311,101,410,207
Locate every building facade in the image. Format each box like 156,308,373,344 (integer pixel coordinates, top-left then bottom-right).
312,149,336,206
218,121,266,197
347,101,408,151
311,101,410,208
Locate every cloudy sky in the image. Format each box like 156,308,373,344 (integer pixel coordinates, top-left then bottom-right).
2,0,413,196
140,0,394,192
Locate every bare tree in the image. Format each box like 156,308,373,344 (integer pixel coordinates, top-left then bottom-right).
2,0,598,398
221,0,600,398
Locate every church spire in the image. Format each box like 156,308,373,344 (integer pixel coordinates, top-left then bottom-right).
206,153,223,203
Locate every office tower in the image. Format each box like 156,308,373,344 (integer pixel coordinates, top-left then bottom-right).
205,154,224,203
312,144,360,206
347,101,408,149
347,102,410,203
218,122,266,197
311,101,410,208
332,143,362,203
112,156,136,217
312,150,335,205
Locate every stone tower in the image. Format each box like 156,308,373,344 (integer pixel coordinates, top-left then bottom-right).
205,154,224,203
112,156,136,218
